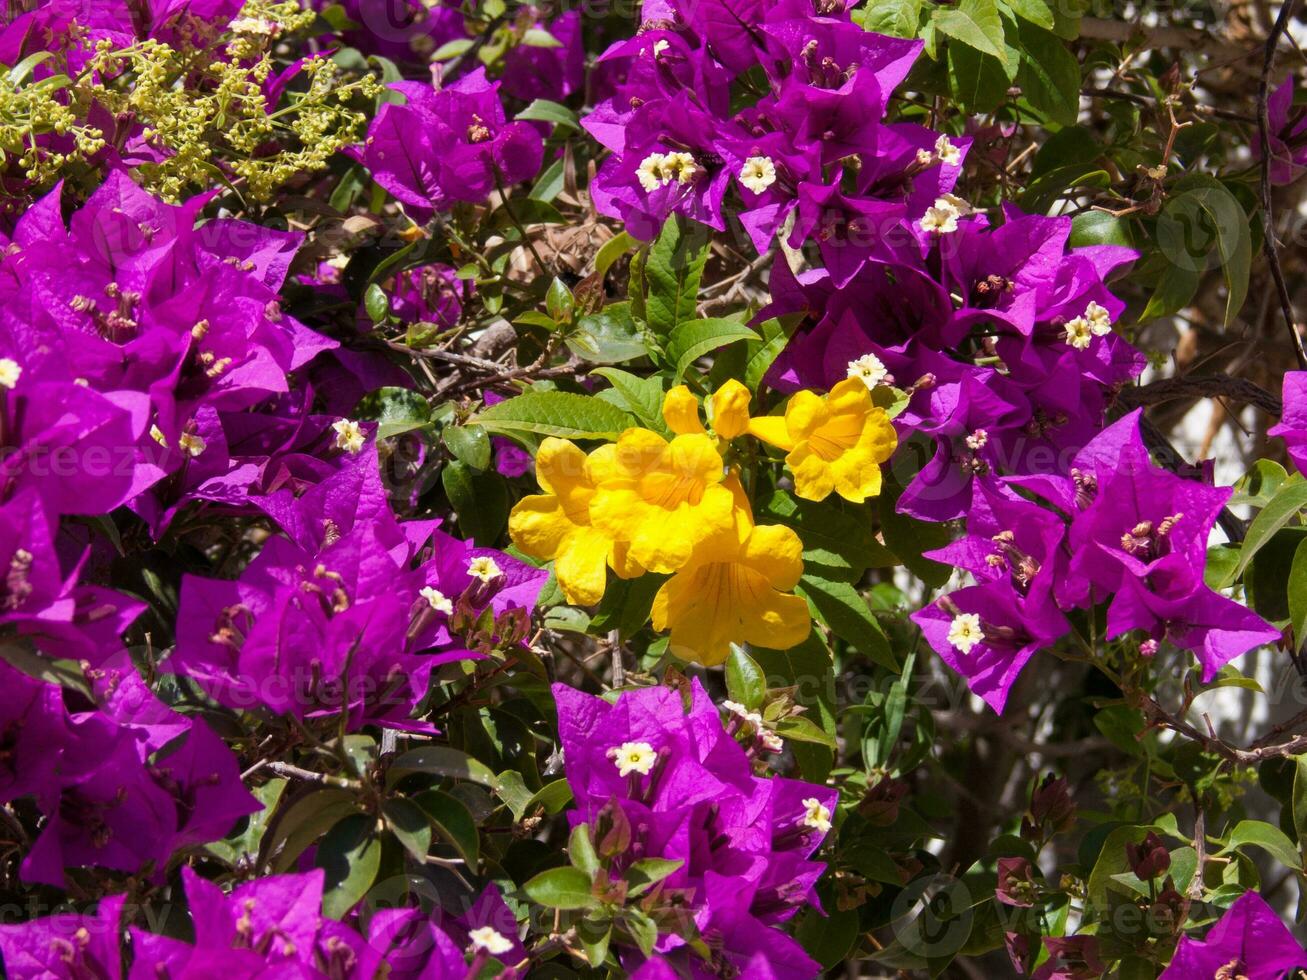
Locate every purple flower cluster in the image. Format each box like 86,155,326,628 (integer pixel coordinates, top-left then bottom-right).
0,867,528,979
554,681,836,978
584,0,955,246
171,444,546,730
364,69,545,220
912,410,1280,711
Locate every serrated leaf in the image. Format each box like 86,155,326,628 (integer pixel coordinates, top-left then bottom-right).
934,0,1006,62
1001,0,1053,28
524,866,598,909
1224,478,1307,585
798,575,896,670
442,425,492,471
591,368,669,435
645,218,710,338
668,318,760,382
472,391,635,440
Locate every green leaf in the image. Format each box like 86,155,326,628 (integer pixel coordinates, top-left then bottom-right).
668,318,760,382
1001,0,1053,27
948,43,1011,114
627,858,683,897
1224,477,1307,585
798,575,896,670
266,788,361,873
1219,819,1301,871
387,746,499,789
623,909,659,956
355,387,430,439
1070,210,1133,248
589,573,666,639
644,218,710,338
472,391,635,440
591,368,669,435
568,306,648,364
523,866,598,909
521,27,563,47
760,490,894,581
594,232,637,278
412,789,480,866
775,714,838,748
364,283,390,324
0,638,90,698
441,461,508,545
442,425,492,471
795,904,860,969
878,479,954,588
569,823,600,876
1292,754,1307,844
725,647,767,711
933,0,1006,61
1012,20,1081,126
1156,176,1252,326
577,918,612,967
857,0,924,37
206,779,287,866
382,798,432,863
1291,536,1307,651
316,814,381,919
546,277,575,323
517,99,576,128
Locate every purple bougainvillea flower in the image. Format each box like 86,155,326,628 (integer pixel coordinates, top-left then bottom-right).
1269,371,1307,474
1160,890,1307,979
1260,77,1307,186
365,69,544,218
552,680,834,967
0,894,125,980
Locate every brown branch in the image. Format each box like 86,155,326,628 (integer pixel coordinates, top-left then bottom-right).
1143,696,1307,766
1257,0,1307,370
1118,376,1283,416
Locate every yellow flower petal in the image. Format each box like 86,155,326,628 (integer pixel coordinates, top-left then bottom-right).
783,390,830,440
741,523,804,591
747,415,795,451
662,385,706,435
507,494,572,561
709,379,751,439
553,527,613,606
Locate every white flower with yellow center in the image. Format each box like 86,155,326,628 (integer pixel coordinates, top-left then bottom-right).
467,926,514,956
1063,316,1094,350
800,797,833,833
920,195,972,235
609,741,657,777
331,419,365,454
846,353,888,389
0,358,21,389
637,152,668,192
467,555,503,582
934,134,962,167
178,432,207,457
739,156,777,194
964,429,988,450
419,586,453,615
663,151,700,184
1084,301,1113,336
947,613,984,655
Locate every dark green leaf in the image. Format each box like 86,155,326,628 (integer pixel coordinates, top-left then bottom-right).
725,647,767,712
387,746,499,788
316,814,381,919
472,391,635,440
644,218,710,338
382,798,432,863
442,461,509,545
355,387,431,439
523,866,598,909
798,575,896,670
442,425,492,471
668,318,760,382
934,0,1006,61
413,789,480,866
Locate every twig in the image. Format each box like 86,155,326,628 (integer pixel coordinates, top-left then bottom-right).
263,760,362,789
1118,376,1283,416
1081,87,1256,124
1257,0,1307,370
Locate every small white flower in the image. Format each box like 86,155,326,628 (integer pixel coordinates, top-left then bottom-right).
964,429,988,451
759,729,784,753
920,196,969,235
739,156,777,194
1063,316,1094,350
467,926,514,956
947,613,984,655
467,555,503,582
637,152,668,192
663,151,700,184
914,147,935,167
178,432,207,457
332,419,365,454
0,358,21,389
419,586,453,615
934,134,962,167
652,38,670,56
609,741,657,777
229,16,279,36
722,699,764,728
800,797,833,833
937,192,975,216
847,353,888,388
1084,300,1113,336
